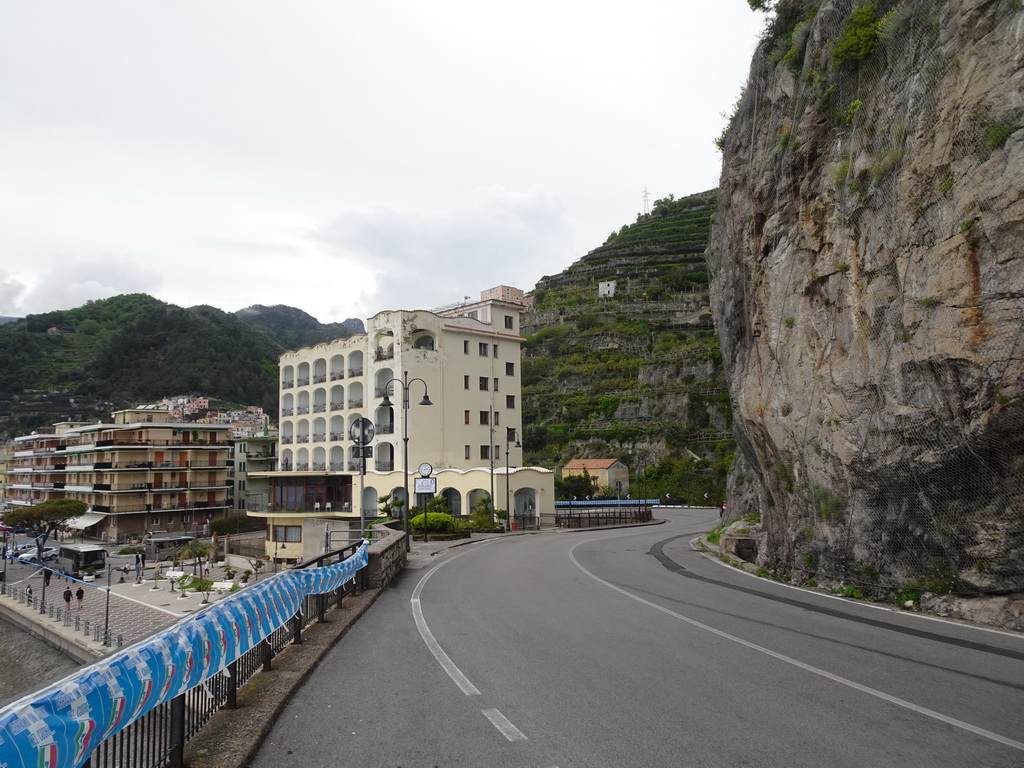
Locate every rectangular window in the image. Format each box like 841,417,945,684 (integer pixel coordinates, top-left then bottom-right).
493,412,500,426
463,340,469,354
464,375,470,389
465,445,471,460
273,525,302,543
464,410,471,424
493,343,499,357
505,362,514,376
506,395,515,409
479,377,489,391
504,315,514,329
494,377,499,392
480,445,490,460
480,411,489,425
479,342,488,356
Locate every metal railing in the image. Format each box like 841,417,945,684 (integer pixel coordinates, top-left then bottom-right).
83,543,367,768
554,506,652,528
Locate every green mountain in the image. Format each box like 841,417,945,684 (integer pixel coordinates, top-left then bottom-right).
521,189,734,503
0,295,363,437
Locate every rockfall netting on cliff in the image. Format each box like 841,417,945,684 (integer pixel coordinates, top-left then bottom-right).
708,0,1023,607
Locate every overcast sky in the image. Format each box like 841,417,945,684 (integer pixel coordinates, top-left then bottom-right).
0,1,764,323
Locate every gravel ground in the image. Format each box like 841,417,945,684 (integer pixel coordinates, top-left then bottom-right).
0,616,82,704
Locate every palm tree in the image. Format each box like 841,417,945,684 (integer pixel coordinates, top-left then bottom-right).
178,539,218,576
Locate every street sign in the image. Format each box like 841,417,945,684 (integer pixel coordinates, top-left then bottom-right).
349,418,375,445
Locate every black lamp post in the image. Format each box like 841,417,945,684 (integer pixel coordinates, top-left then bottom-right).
379,371,432,544
504,430,521,531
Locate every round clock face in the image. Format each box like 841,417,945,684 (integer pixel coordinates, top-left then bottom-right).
418,462,433,477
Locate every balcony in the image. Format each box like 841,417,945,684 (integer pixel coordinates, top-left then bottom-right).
281,437,293,444
329,462,344,471
349,398,363,409
329,432,344,440
330,402,344,411
296,435,309,444
281,408,294,416
375,423,395,435
282,380,294,389
313,374,327,383
312,433,326,443
347,463,360,471
348,368,363,378
374,386,395,398
374,348,395,361
376,461,395,471
312,462,326,471
296,463,309,471
313,404,326,413
297,378,310,386
330,371,344,381
296,406,310,414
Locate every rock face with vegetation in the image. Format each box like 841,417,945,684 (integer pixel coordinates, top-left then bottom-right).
521,191,735,503
709,0,1023,614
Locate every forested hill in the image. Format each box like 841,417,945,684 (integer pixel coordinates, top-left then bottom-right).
0,295,363,437
520,189,735,504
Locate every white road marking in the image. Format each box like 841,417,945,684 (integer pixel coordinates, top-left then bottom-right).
482,708,528,741
411,545,505,696
568,540,1024,753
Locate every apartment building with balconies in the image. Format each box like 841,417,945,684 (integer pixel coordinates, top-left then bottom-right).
252,292,554,563
5,408,232,542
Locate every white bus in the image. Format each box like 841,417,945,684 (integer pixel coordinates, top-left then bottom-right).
57,544,108,578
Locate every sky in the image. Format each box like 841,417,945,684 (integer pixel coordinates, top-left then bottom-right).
0,1,765,323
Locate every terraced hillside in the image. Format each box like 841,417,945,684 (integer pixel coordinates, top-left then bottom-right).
520,190,734,503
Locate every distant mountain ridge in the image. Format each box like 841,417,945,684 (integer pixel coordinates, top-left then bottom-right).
0,294,363,437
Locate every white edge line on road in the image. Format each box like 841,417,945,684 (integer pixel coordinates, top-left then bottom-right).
411,542,508,696
688,536,1024,640
568,539,1024,753
481,708,528,741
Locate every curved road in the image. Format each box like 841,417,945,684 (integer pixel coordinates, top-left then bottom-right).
251,508,1024,767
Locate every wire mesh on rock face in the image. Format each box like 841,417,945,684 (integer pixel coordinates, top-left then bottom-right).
711,0,1023,599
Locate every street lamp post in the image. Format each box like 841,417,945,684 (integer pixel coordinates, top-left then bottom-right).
379,371,432,545
504,430,521,531
103,563,112,646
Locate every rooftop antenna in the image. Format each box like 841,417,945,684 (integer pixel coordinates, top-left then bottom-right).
641,185,651,215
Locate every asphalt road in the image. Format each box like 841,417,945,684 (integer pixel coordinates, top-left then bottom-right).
250,508,1024,767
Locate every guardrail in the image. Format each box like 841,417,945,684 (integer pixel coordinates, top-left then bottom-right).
554,506,653,528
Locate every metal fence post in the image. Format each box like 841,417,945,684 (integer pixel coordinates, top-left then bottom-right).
291,612,302,645
224,661,238,710
262,638,272,671
168,693,186,768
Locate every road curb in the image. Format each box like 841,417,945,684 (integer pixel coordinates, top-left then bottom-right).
183,587,383,768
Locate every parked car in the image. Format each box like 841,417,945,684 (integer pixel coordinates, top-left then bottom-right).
21,547,58,563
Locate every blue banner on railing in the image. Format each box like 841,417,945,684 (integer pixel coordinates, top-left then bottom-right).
0,541,368,768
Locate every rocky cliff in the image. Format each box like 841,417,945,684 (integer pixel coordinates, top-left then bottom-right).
708,0,1023,611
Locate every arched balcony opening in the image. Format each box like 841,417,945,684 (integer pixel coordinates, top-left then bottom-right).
330,354,346,381
348,350,364,378
330,385,345,411
412,332,436,351
296,419,310,444
312,447,327,471
281,421,294,446
329,415,345,442
295,448,310,472
312,417,327,443
296,390,310,415
296,362,310,387
329,446,345,472
374,404,395,436
281,365,295,389
375,442,395,472
441,488,463,516
313,357,328,384
313,388,327,413
374,367,395,398
280,449,294,472
348,381,364,410
282,393,294,417
374,330,395,361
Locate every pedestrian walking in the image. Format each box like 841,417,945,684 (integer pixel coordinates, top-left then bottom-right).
63,588,72,609
75,586,84,609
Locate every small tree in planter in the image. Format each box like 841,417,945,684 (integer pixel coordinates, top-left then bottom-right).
186,577,216,604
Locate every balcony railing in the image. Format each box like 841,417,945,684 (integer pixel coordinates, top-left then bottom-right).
349,398,363,409
313,374,327,383
297,378,310,386
375,423,395,434
296,435,309,444
329,432,343,441
330,371,344,380
329,462,344,471
312,463,326,471
282,380,294,389
330,402,344,411
374,386,395,398
347,463,360,471
296,463,309,471
312,434,326,442
281,408,294,416
374,348,395,361
375,461,395,471
281,437,293,444
313,404,326,413
348,368,363,377
296,406,310,414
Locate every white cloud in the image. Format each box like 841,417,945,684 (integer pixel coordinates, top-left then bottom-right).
14,256,163,316
312,186,575,312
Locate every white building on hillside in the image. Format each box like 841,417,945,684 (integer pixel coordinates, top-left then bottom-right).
249,290,554,563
